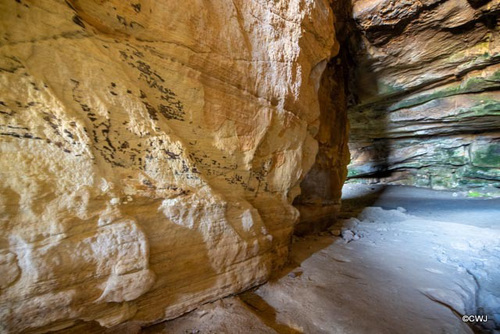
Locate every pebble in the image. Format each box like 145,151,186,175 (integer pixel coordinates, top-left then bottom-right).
341,229,355,242
330,229,341,237
288,270,303,278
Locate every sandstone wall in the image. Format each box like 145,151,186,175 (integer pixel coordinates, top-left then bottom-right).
346,0,500,192
0,0,336,332
294,0,351,234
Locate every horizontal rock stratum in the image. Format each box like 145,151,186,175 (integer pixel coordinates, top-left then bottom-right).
0,0,336,332
346,0,500,190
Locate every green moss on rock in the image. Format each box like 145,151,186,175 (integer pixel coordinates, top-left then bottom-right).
388,70,500,112
470,142,500,168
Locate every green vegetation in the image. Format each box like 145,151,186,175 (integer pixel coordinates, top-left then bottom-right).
467,190,483,198
470,143,500,168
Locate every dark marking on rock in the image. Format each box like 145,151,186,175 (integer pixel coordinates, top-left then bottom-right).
142,179,153,187
158,103,184,121
181,160,190,173
130,21,144,29
131,3,141,13
1,132,21,138
163,150,180,159
64,129,74,139
116,15,130,27
125,60,185,121
136,60,164,82
133,50,144,58
72,15,86,29
23,133,41,139
5,125,28,130
143,102,158,120
119,51,129,60
0,110,15,116
64,0,75,10
42,113,60,135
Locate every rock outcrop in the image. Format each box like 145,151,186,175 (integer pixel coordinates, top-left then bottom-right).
0,0,336,332
294,0,351,234
346,0,500,191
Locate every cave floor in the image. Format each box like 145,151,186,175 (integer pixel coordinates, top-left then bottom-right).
144,185,500,334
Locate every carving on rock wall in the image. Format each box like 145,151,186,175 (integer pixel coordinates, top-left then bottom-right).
345,0,500,191
0,0,336,332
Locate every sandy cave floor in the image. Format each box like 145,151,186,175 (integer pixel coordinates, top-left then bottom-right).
143,185,500,334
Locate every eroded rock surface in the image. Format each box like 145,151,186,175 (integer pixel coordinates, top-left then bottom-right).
0,0,336,332
346,0,500,190
293,0,351,234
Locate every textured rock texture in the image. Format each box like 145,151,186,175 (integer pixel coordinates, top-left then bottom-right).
346,0,500,191
293,0,350,234
0,0,336,332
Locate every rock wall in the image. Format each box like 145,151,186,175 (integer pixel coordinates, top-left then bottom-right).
346,0,500,192
294,0,351,235
0,0,336,332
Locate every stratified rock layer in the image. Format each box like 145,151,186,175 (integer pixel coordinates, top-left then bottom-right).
346,0,500,191
0,0,335,332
